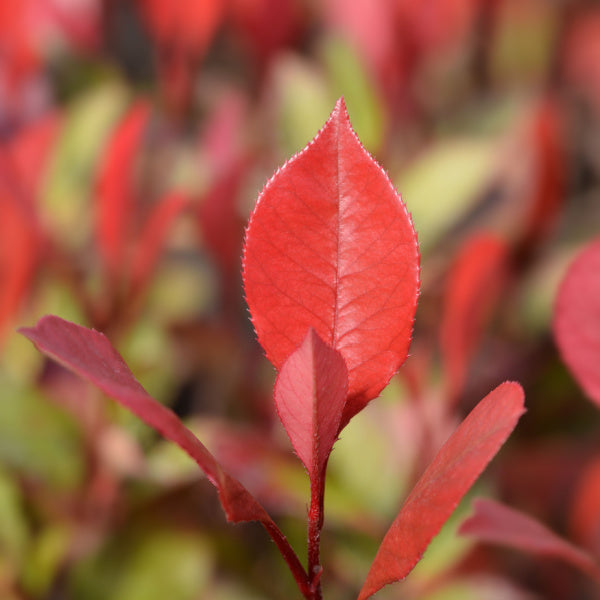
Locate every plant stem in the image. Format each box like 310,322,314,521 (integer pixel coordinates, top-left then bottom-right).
307,473,326,600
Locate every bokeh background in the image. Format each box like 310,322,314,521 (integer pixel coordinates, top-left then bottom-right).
1,0,600,598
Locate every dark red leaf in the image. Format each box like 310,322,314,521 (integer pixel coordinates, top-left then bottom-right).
553,238,600,407
19,315,310,594
96,101,151,284
243,98,420,423
459,498,600,582
357,381,525,600
440,233,509,402
274,328,348,477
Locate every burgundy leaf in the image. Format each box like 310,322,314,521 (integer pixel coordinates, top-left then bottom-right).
440,233,509,402
19,315,310,593
96,101,151,283
459,498,600,582
274,328,348,477
553,238,600,407
243,97,420,423
357,381,525,600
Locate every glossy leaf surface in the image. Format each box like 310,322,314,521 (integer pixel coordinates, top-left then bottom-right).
553,238,600,407
459,498,600,581
274,328,348,476
243,98,419,422
19,316,310,594
358,382,525,600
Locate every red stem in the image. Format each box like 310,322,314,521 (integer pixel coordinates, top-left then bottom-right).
307,472,326,600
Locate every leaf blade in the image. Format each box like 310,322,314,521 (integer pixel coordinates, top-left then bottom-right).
274,328,348,477
553,238,600,407
357,381,525,600
459,498,600,582
243,97,419,422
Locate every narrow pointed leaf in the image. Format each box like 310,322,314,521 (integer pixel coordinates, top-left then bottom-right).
459,498,600,582
440,233,509,402
96,101,151,282
19,316,310,593
358,382,525,600
243,98,419,422
274,328,348,476
553,238,600,407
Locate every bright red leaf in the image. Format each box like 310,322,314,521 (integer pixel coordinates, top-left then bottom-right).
19,315,311,595
440,232,509,402
96,101,151,284
274,328,348,477
243,97,420,424
357,381,525,600
459,498,600,582
553,238,600,408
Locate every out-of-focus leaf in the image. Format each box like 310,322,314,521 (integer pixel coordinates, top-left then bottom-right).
96,100,151,285
22,525,71,597
0,377,84,489
570,457,600,557
459,498,600,582
243,98,420,423
41,83,129,250
320,36,386,153
419,576,537,600
490,0,557,85
440,233,510,402
563,8,600,111
397,139,499,252
136,0,224,57
0,194,38,344
112,531,213,600
0,468,29,565
129,191,189,302
19,316,310,593
358,382,525,600
272,54,333,156
274,329,348,479
553,238,600,407
228,0,305,64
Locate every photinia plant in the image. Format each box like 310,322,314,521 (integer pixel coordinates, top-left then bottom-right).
20,98,525,599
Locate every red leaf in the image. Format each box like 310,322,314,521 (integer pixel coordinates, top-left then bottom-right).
570,457,600,556
553,238,600,407
357,381,525,600
96,101,151,284
19,315,310,593
459,498,600,582
129,191,189,300
274,328,348,477
0,193,37,343
440,233,509,402
136,0,224,57
519,99,566,250
243,98,420,423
